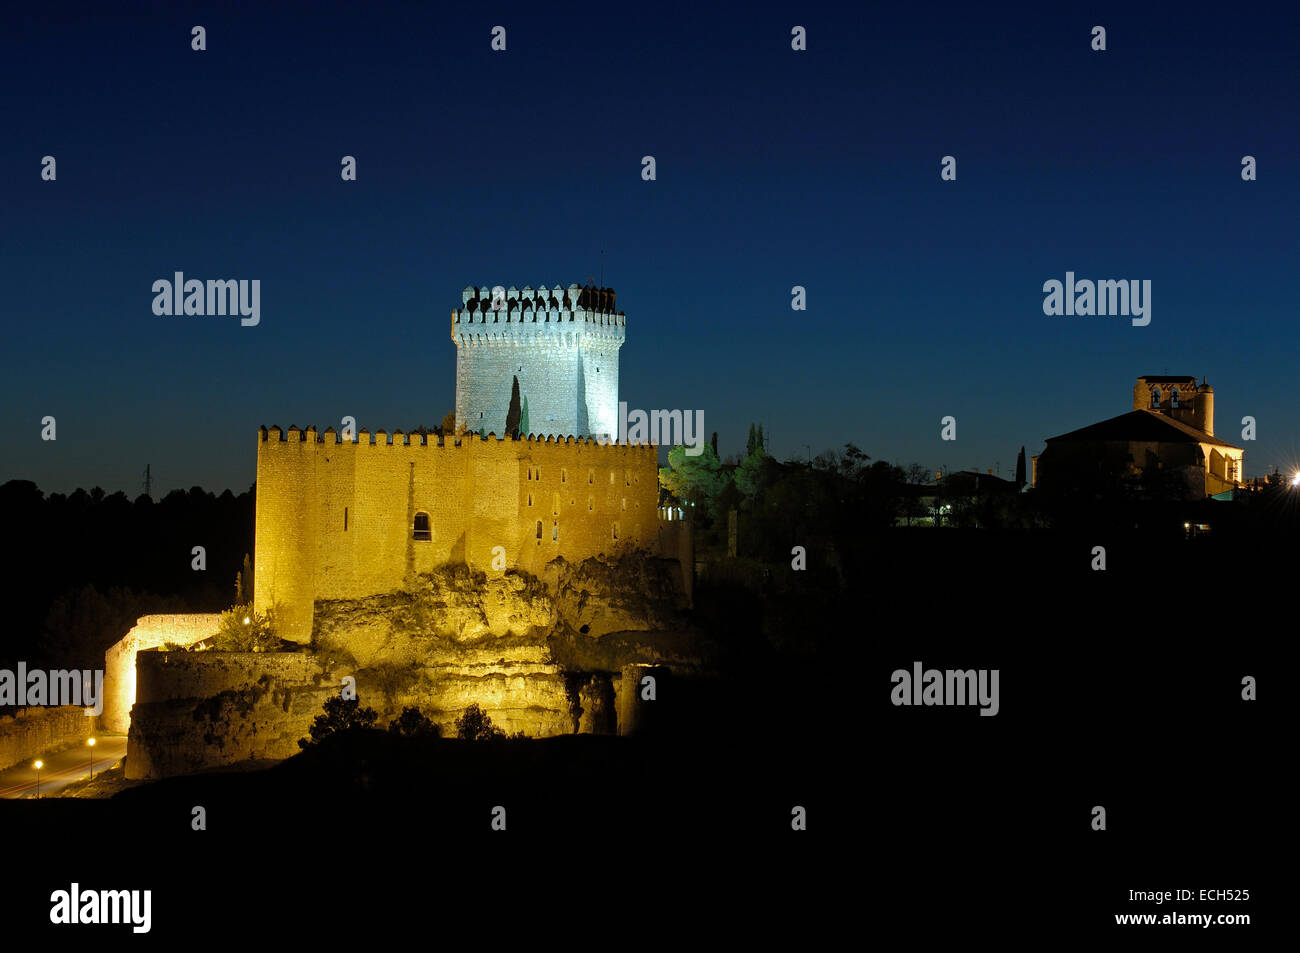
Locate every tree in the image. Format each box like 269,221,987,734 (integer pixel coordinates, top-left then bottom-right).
455,703,504,741
234,552,252,603
440,411,457,434
388,706,440,738
211,603,279,652
756,423,764,452
746,424,757,457
505,375,522,438
299,695,379,749
658,443,729,516
734,443,770,501
1015,446,1027,490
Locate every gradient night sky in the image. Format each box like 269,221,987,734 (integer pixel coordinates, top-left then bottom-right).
3,1,1298,495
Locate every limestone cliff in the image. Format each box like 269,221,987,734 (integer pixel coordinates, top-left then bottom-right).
124,555,704,778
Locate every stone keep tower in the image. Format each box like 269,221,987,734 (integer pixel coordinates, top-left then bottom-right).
451,283,625,439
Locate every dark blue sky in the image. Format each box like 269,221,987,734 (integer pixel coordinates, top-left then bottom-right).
3,1,1298,494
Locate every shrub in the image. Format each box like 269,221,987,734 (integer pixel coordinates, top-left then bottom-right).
388,706,440,738
454,703,504,741
211,603,280,652
298,695,379,749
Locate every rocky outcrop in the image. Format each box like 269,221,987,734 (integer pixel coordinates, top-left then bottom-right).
124,556,704,778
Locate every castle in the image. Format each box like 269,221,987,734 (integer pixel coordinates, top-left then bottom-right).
452,283,625,439
1032,375,1244,498
254,283,680,644
103,283,693,772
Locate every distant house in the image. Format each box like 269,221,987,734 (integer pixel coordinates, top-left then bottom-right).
1033,375,1243,499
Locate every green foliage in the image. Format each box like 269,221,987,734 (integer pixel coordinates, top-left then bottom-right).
440,411,456,434
734,443,770,501
299,695,379,749
658,443,729,516
388,706,440,738
454,703,504,741
211,603,280,652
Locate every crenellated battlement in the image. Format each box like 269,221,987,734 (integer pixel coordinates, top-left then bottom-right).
450,283,627,350
259,425,656,450
460,283,623,315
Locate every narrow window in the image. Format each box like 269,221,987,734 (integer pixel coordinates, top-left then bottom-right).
344,506,348,531
588,469,594,484
552,521,558,541
536,520,543,539
588,496,594,511
561,469,567,483
612,522,619,540
1171,387,1180,408
1151,388,1161,408
553,492,560,515
413,512,431,541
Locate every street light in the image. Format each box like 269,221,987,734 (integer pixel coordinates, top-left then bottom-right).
33,759,43,799
87,737,96,780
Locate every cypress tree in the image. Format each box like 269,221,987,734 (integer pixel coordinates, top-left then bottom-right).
1015,446,1026,489
505,375,522,438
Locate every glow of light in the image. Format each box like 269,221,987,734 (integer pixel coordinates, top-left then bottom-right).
1292,472,1300,487
243,617,251,625
88,737,96,747
33,760,42,770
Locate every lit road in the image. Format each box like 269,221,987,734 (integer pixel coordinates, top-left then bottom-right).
0,735,127,799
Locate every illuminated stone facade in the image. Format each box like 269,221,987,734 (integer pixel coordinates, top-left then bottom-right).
253,429,661,644
452,283,624,439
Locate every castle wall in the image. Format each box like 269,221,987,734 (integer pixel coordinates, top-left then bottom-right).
456,334,581,437
254,428,661,644
103,613,221,734
125,650,333,780
0,706,97,772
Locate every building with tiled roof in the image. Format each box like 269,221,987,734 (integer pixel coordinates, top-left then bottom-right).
1031,375,1243,498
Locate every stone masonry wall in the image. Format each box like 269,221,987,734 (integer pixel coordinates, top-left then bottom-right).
0,706,97,772
103,614,221,734
253,429,661,643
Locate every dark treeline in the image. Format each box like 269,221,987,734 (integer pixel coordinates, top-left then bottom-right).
666,441,1300,663
0,480,254,677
